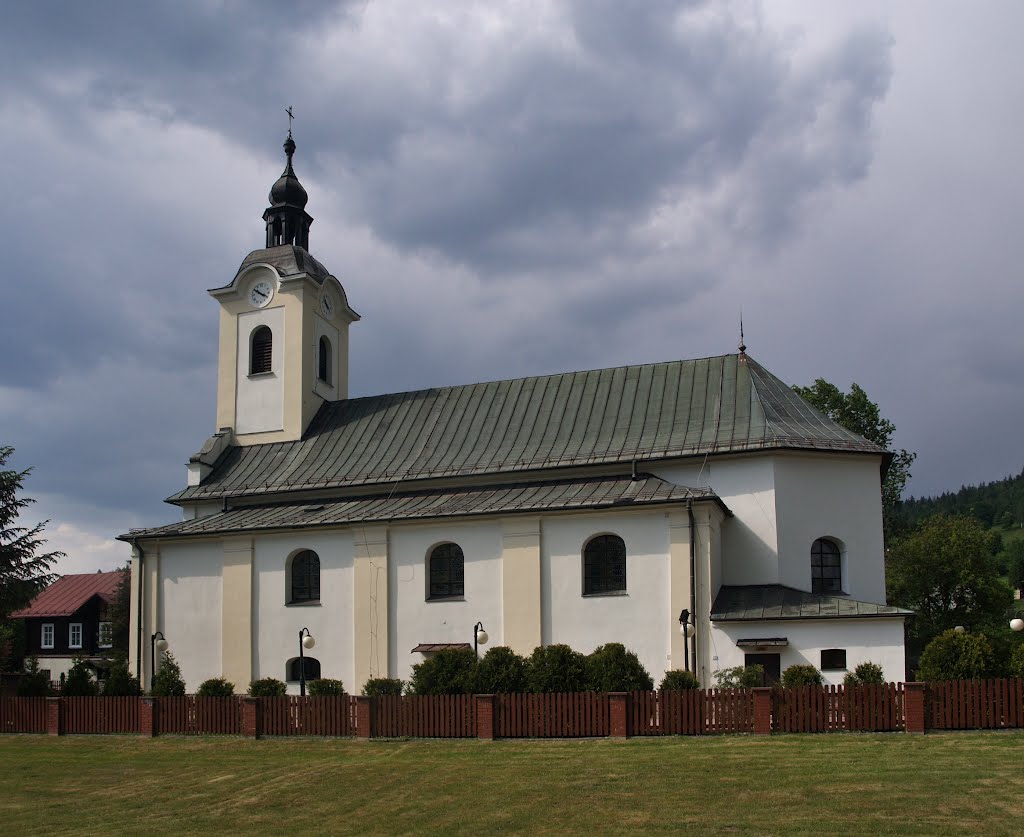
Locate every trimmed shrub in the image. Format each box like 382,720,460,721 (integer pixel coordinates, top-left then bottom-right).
362,677,405,697
525,644,587,693
16,656,52,697
585,643,653,692
196,677,235,697
150,652,186,696
659,669,700,691
917,629,997,681
843,662,885,687
475,646,528,694
103,656,141,696
307,678,345,696
781,664,824,688
409,648,478,695
1009,644,1024,679
63,657,98,696
248,677,287,697
714,665,764,689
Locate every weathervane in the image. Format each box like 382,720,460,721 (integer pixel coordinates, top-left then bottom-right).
286,105,295,139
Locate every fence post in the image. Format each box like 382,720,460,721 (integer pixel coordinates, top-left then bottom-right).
355,696,375,739
752,687,772,735
475,694,497,740
139,697,159,738
46,697,64,736
241,697,260,739
609,692,630,738
904,682,926,734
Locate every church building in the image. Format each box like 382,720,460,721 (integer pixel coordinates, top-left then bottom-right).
122,135,909,693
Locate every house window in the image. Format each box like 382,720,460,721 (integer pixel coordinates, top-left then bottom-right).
583,534,627,595
41,624,54,650
69,623,83,650
821,649,847,671
289,550,321,604
811,537,843,594
318,336,332,385
428,543,464,600
287,656,321,682
98,622,113,649
250,326,273,375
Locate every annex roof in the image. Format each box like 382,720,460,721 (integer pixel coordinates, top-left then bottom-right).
10,571,124,619
126,474,720,541
711,585,912,622
170,353,884,504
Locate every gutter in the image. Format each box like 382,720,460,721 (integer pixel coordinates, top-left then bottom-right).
687,499,697,676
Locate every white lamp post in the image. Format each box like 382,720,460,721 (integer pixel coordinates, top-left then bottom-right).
473,622,489,657
1010,618,1024,633
678,610,695,673
298,628,315,696
150,632,169,690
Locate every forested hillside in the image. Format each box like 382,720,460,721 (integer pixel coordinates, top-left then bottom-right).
896,468,1024,532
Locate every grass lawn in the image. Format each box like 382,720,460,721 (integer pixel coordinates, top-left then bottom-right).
2,732,1023,835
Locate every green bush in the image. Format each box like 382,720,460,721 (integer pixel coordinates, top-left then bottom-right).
247,678,287,697
659,669,701,690
1009,644,1024,679
781,664,824,688
713,665,765,689
307,678,345,696
150,652,186,696
843,662,885,686
102,657,141,696
196,677,235,697
16,656,51,697
585,643,653,692
917,630,997,681
525,644,588,693
63,657,98,696
474,646,528,693
362,677,405,697
409,648,478,695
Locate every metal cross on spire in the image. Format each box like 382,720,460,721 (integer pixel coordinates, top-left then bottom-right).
286,106,295,139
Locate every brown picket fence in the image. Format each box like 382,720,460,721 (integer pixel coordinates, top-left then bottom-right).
62,696,140,734
373,694,475,738
497,692,609,738
771,683,905,733
630,688,753,735
0,697,47,734
159,696,241,735
258,696,357,737
927,678,1024,730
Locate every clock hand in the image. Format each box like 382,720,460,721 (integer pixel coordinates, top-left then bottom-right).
254,289,268,300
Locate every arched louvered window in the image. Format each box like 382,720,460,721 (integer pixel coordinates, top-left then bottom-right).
428,542,464,600
287,656,321,682
289,550,320,604
318,336,332,385
250,326,273,375
811,538,843,594
583,534,626,595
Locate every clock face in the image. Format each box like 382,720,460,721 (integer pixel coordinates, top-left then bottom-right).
249,280,274,308
320,293,335,319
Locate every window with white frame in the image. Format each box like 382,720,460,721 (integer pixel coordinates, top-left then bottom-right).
69,623,83,649
98,621,113,649
41,623,54,649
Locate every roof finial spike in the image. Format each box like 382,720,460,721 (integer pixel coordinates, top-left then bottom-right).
286,105,295,140
738,312,747,357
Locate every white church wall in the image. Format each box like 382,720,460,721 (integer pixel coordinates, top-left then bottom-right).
158,541,223,690
252,531,356,694
708,619,907,686
654,456,779,589
235,305,285,435
773,454,887,602
389,521,504,685
541,510,673,682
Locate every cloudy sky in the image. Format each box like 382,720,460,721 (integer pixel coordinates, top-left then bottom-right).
2,1,1022,575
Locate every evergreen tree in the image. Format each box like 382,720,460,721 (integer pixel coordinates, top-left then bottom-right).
150,651,186,696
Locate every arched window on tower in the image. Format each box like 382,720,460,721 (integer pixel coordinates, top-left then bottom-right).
583,534,627,595
288,549,320,604
811,538,843,594
250,326,273,375
428,543,464,600
318,336,332,385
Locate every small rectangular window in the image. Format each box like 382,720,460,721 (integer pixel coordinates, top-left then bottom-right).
821,648,847,670
69,623,83,650
41,624,54,649
98,622,113,649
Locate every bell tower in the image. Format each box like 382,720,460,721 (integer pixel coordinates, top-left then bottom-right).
206,132,359,448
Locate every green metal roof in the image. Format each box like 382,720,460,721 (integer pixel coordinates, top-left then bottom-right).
711,585,912,621
125,475,717,541
170,352,884,503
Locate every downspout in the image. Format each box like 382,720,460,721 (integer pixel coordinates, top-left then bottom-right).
131,538,144,682
687,499,697,678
